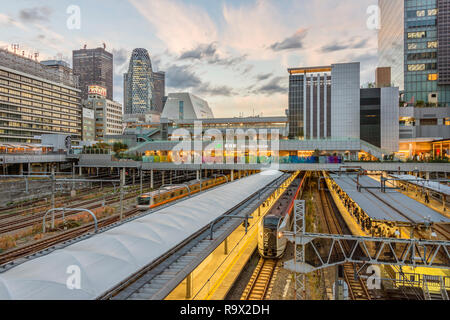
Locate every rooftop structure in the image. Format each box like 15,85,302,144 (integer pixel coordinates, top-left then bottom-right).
0,49,78,88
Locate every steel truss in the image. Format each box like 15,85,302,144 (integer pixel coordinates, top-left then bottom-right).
284,200,450,300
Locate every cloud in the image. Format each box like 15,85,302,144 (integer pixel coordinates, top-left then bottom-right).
179,43,217,60
165,65,202,89
0,13,28,31
129,0,217,54
165,64,235,97
178,42,247,68
321,37,369,53
19,6,52,23
112,48,129,67
195,84,235,97
252,76,287,95
256,73,272,81
221,0,291,59
269,29,307,51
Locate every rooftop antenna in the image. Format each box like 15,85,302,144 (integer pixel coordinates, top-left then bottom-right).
34,52,39,61
103,42,106,50
22,50,25,56
83,44,87,49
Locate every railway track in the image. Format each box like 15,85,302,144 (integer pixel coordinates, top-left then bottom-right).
240,258,279,300
0,190,141,234
0,208,140,266
317,177,373,300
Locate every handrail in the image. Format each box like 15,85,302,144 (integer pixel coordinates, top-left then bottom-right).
43,208,98,233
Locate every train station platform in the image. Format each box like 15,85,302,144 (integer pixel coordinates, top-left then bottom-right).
164,173,299,300
0,170,287,299
388,174,449,217
329,174,449,225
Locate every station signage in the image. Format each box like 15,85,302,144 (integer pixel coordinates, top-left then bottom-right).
88,85,107,97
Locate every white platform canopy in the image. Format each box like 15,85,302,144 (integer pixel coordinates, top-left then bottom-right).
331,174,450,224
0,170,283,300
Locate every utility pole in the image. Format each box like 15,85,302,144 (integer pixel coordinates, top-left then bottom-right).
140,168,143,195
51,165,55,229
120,168,124,220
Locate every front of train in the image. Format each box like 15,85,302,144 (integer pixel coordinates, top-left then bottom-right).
258,215,282,258
136,194,152,210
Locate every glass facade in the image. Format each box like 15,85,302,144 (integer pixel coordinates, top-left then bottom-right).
288,74,304,138
404,0,450,106
437,0,450,85
360,88,381,148
178,101,184,120
153,71,165,113
379,0,450,107
124,48,154,115
379,0,405,90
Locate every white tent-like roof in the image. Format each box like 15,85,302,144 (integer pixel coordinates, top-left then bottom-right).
0,170,283,300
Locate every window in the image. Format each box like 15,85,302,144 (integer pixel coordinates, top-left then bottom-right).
427,41,438,49
408,31,426,39
445,118,450,126
408,64,425,71
428,9,437,16
179,101,184,120
420,119,437,126
428,74,438,81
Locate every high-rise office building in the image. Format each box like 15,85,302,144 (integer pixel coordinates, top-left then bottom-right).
379,0,450,140
379,0,449,106
72,46,113,101
153,71,165,113
123,48,154,115
378,0,405,90
288,62,399,152
0,49,82,143
288,63,360,140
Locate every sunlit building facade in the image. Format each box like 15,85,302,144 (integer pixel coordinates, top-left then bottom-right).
379,0,450,107
0,49,82,144
378,0,405,90
123,48,154,115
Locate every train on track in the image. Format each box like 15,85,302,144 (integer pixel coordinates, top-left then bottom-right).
258,172,306,258
136,174,231,210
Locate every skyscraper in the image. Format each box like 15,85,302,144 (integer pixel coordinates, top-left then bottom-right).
287,63,360,140
153,71,165,113
379,0,450,140
123,48,154,115
72,46,113,101
379,0,449,106
378,0,404,90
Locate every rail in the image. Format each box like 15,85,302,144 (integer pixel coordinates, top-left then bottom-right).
43,208,98,233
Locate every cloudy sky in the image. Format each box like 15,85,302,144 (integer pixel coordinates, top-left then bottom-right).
0,0,379,117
